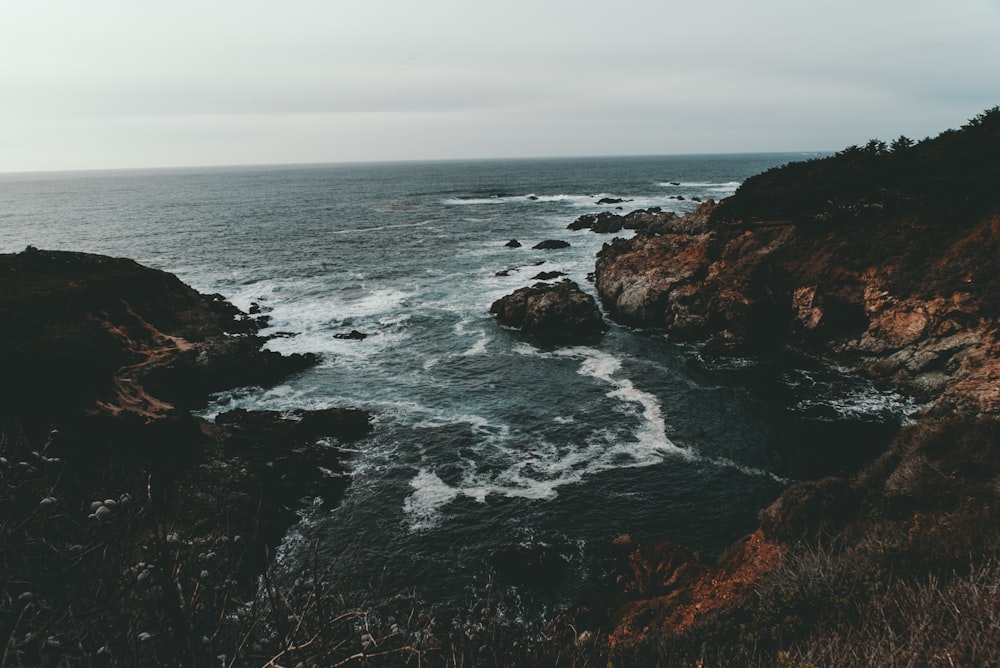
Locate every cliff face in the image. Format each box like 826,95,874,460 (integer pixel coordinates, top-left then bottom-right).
590,112,1000,656
595,204,1000,414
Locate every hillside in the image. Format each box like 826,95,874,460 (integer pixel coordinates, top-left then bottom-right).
586,108,1000,665
0,250,372,666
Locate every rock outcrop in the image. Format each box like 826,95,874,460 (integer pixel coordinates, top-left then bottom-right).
532,239,571,250
491,279,606,344
595,202,1000,412
590,110,1000,659
568,207,687,235
1,248,316,421
0,249,371,663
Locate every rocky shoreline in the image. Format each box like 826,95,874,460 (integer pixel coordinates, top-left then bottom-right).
0,248,371,665
554,112,1000,662
578,195,999,651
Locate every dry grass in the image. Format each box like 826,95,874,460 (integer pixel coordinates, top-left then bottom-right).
0,421,601,667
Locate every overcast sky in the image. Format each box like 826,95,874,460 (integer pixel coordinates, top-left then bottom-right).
2,0,998,172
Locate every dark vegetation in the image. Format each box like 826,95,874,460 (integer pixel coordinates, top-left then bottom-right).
0,412,603,667
603,414,1000,667
712,106,1000,226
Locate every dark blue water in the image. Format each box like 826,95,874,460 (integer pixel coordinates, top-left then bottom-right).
3,153,900,624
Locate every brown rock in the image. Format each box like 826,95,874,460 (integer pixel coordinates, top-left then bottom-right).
490,279,606,344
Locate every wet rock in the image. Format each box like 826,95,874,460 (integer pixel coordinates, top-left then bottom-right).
595,196,1000,412
504,239,522,248
334,329,368,340
568,212,624,233
532,239,571,250
569,208,682,235
532,270,567,280
491,279,605,344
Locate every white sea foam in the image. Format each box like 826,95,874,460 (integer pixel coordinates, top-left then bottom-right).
264,329,412,367
656,181,742,189
512,345,787,481
403,469,461,530
238,282,417,366
536,347,696,462
710,456,788,483
411,412,497,433
443,193,595,206
793,385,920,424
461,335,489,357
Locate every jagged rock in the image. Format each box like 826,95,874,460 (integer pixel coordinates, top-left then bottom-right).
599,115,1000,653
505,239,522,248
532,270,567,280
594,198,1000,412
569,208,684,235
568,211,625,233
490,279,605,344
334,329,368,340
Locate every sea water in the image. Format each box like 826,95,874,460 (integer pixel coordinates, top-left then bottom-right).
1,153,902,625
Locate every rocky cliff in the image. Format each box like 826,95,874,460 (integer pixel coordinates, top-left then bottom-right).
586,110,1000,663
595,202,1000,413
0,248,371,665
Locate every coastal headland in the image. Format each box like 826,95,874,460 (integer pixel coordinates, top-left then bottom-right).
557,107,1000,664
0,249,372,666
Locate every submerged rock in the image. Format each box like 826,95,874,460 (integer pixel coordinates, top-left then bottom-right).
334,329,368,340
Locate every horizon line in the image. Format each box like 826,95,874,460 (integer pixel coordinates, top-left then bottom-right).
0,149,834,178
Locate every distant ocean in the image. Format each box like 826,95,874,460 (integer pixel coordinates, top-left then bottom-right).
1,154,902,627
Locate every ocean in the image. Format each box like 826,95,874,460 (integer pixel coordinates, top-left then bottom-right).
0,153,903,629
